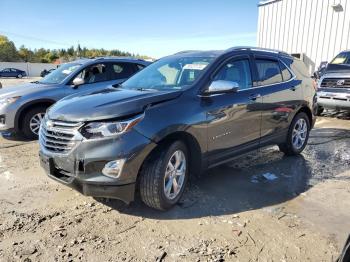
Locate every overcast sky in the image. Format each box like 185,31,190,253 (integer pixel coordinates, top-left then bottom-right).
0,0,259,58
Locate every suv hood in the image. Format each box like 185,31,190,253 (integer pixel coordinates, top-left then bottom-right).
0,82,56,99
47,88,183,122
325,63,350,74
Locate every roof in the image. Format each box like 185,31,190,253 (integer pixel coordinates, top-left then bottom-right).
70,57,150,65
173,50,224,57
172,46,292,58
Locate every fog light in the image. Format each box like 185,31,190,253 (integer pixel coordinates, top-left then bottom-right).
102,159,125,178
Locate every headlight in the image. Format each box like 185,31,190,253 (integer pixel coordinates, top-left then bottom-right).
0,96,21,107
81,114,144,139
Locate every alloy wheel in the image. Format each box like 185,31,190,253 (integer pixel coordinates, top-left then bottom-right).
292,118,308,150
163,150,186,200
29,113,45,135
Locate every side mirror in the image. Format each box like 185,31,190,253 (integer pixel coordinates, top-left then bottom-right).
72,77,84,87
205,80,239,95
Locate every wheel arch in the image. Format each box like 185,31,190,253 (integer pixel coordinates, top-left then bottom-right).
295,105,314,127
15,99,56,131
139,131,203,180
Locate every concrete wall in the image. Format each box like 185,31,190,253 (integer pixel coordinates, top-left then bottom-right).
0,62,57,77
257,0,350,74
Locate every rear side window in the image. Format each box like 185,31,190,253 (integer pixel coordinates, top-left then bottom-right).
135,64,145,71
280,62,293,81
255,59,283,85
110,63,135,80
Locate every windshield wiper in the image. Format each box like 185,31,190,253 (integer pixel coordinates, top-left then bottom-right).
136,88,158,91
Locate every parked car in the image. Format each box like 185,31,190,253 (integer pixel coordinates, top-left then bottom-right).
317,50,350,114
0,68,27,78
0,57,150,139
313,61,328,79
39,47,317,210
40,68,56,77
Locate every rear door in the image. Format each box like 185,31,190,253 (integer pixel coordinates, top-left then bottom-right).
206,55,263,165
10,68,19,77
253,56,302,143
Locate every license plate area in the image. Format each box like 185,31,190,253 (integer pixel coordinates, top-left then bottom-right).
40,153,74,183
40,153,54,175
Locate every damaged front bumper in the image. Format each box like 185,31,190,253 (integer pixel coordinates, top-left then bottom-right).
39,130,157,203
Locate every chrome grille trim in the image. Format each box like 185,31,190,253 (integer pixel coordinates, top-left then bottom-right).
39,119,84,155
320,78,350,88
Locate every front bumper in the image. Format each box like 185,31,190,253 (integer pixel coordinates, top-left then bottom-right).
0,105,16,131
39,130,157,203
317,90,350,110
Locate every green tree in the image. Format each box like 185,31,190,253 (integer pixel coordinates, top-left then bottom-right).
0,35,20,62
18,45,34,62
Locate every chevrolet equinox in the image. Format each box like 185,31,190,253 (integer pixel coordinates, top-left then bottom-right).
39,47,317,210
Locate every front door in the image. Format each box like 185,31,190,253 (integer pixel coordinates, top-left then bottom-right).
205,56,263,165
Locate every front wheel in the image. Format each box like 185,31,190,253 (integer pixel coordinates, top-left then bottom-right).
279,112,310,156
139,141,188,210
17,74,23,78
22,107,46,139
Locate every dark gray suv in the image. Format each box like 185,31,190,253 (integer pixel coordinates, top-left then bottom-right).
39,47,316,210
0,57,150,139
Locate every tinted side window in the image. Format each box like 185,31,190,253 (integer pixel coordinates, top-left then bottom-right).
111,63,135,80
74,63,107,84
280,62,293,81
135,64,145,71
256,59,283,85
213,59,252,90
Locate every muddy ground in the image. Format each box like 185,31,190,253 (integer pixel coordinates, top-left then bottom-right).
0,78,350,261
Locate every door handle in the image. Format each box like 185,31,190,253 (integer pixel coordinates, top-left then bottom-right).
249,94,261,101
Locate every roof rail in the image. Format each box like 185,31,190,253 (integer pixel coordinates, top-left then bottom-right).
226,46,291,57
89,56,145,61
173,50,199,55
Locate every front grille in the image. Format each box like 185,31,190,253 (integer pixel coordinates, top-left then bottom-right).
320,78,350,88
39,119,83,154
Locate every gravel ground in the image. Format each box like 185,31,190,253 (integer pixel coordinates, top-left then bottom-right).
0,79,350,261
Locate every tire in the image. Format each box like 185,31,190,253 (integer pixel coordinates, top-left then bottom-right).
17,74,23,79
279,112,310,156
21,106,46,140
316,105,324,116
139,141,189,210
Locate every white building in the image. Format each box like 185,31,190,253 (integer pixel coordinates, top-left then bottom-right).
257,0,350,74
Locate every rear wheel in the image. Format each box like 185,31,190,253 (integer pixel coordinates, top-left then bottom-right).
139,141,188,210
22,106,46,139
279,112,310,156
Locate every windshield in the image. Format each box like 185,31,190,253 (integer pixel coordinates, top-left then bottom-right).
330,52,350,65
40,63,81,84
121,56,215,91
